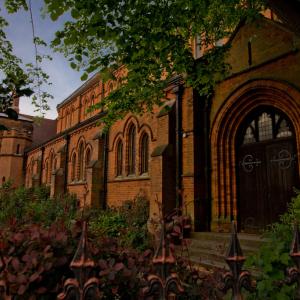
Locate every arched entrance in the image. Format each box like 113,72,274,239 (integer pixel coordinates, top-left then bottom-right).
236,107,298,232
210,79,300,232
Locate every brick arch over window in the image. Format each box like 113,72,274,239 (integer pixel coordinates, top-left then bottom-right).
210,79,300,230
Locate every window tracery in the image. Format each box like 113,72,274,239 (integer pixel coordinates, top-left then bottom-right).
242,109,293,145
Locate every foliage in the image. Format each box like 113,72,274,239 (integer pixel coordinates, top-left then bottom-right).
0,219,156,300
41,0,264,126
0,185,235,299
0,183,77,227
89,195,151,251
0,1,52,121
246,192,300,299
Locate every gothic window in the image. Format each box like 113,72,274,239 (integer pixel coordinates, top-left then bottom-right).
241,109,293,145
65,110,70,128
71,153,76,181
84,99,88,116
70,106,74,126
2,177,5,184
276,119,292,138
48,153,53,183
45,161,49,184
140,133,149,174
78,143,84,180
84,148,91,180
31,159,35,176
16,144,20,154
127,125,136,175
53,157,58,171
258,112,273,141
116,140,123,176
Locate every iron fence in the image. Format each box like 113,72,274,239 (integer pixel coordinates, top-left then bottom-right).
0,220,300,300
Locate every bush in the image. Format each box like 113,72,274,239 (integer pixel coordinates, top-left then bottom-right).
89,195,151,251
246,192,300,299
0,184,77,228
0,220,155,300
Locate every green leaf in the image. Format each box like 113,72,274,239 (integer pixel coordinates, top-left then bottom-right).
70,62,77,69
80,73,88,81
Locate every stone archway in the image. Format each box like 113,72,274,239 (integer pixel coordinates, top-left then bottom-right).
210,79,300,231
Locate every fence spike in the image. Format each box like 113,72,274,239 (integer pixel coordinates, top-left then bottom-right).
142,219,184,300
218,221,255,300
57,221,101,300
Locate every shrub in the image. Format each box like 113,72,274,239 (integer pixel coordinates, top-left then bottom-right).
89,195,151,251
246,192,300,299
0,220,154,300
0,184,77,228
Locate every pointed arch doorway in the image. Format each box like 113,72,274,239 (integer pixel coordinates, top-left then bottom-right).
210,80,300,233
237,107,298,232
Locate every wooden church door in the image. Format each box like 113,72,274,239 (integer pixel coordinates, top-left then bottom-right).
237,108,298,232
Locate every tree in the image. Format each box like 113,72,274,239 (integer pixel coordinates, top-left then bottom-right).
0,0,52,125
3,0,266,126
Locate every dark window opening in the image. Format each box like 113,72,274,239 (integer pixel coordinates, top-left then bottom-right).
140,134,149,174
84,148,91,179
71,154,76,181
16,144,20,154
78,143,84,180
116,141,123,176
127,126,136,175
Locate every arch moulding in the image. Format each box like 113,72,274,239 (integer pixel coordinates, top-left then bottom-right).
210,79,300,231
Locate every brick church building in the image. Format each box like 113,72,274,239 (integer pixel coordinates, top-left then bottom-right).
0,10,299,232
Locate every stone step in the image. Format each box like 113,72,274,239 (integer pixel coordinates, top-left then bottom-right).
190,232,267,248
175,232,269,270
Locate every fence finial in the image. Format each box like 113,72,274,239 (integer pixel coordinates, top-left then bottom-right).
218,221,255,300
57,221,101,300
142,219,184,300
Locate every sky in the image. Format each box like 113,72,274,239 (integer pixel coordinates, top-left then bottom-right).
1,0,84,119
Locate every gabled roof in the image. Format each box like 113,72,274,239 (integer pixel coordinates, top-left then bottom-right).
30,118,57,147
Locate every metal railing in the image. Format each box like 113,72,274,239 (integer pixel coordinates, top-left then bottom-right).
0,220,300,299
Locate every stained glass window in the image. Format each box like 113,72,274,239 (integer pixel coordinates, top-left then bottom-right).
242,109,293,145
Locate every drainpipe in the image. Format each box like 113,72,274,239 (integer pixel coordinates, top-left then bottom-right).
174,84,184,208
64,134,70,193
203,97,212,231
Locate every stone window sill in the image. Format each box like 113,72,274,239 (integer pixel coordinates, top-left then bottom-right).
111,174,150,183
